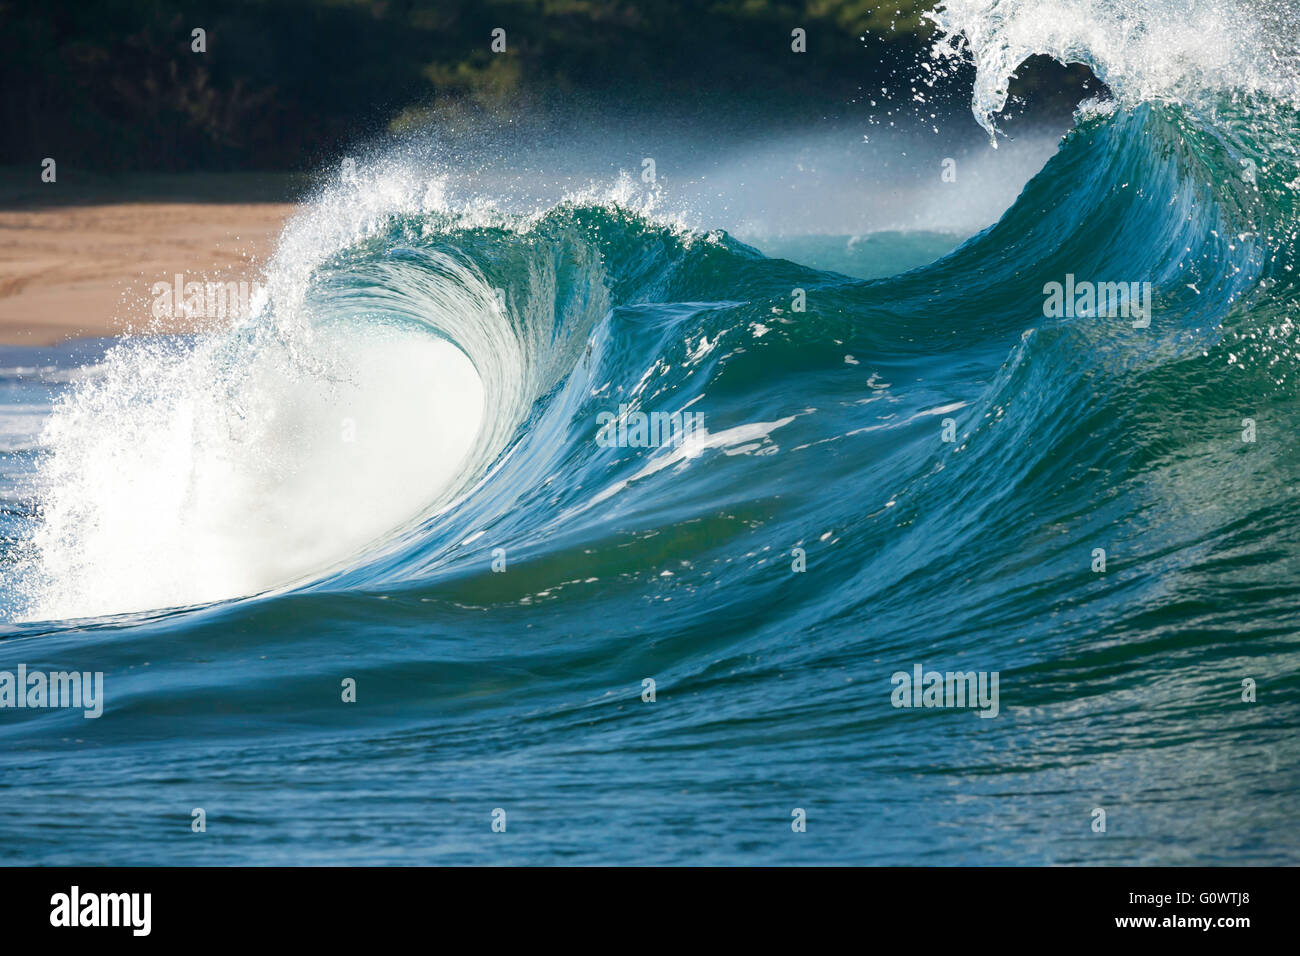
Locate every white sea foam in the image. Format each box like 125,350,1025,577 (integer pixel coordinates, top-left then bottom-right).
16,325,483,621
926,0,1300,141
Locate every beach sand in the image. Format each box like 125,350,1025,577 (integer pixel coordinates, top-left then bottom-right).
0,170,306,345
0,202,295,345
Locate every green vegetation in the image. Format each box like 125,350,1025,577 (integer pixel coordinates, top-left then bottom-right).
1,0,938,171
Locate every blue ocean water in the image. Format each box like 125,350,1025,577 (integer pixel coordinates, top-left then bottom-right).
3,3,1300,865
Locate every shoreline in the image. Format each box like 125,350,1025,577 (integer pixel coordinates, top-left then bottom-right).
0,173,299,346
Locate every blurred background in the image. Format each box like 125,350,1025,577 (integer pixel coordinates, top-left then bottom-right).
0,0,1095,178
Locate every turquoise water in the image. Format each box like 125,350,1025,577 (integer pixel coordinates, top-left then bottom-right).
3,7,1300,864
752,232,965,281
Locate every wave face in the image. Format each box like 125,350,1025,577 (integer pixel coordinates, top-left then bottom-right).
2,0,1300,864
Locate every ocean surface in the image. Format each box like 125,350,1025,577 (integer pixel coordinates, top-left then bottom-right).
2,0,1299,864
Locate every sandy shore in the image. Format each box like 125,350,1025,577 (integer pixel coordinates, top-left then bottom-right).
0,201,295,345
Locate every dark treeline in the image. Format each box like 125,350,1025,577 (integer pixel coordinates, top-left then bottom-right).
0,1,1087,173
